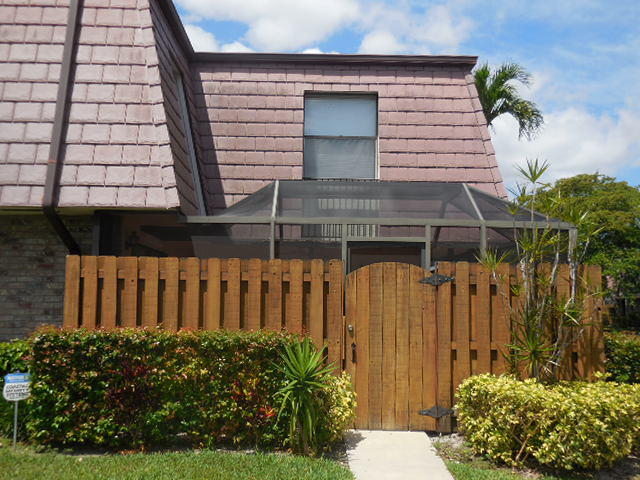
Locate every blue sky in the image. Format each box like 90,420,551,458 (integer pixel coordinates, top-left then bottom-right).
175,0,640,189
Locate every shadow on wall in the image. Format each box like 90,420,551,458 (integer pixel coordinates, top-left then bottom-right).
191,70,224,213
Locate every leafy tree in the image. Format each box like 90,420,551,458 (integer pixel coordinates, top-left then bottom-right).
534,174,640,318
474,62,544,139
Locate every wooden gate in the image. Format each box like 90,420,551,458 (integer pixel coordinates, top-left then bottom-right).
345,262,439,431
343,261,604,432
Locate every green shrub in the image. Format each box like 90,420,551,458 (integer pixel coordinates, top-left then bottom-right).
605,331,640,384
456,374,640,471
317,371,357,447
0,340,29,377
0,340,30,437
21,328,354,452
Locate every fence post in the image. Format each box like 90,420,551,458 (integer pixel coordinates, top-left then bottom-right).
63,255,80,329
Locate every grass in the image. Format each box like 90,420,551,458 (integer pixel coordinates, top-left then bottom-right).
434,436,640,480
444,460,572,480
0,438,353,480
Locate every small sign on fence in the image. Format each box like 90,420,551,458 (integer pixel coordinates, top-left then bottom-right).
3,372,31,447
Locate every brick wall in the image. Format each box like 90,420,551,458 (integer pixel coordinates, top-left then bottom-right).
0,214,93,341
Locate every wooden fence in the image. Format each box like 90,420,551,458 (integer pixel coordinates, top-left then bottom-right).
63,256,344,366
63,256,604,432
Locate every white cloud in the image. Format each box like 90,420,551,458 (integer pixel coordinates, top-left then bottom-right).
221,41,253,53
176,0,360,51
358,30,406,54
184,24,219,51
177,0,474,54
356,3,473,55
184,24,253,52
300,47,340,54
411,5,474,53
492,108,640,189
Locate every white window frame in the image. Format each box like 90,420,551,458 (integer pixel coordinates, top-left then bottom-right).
302,92,379,180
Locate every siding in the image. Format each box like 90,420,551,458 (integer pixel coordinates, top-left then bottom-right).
147,0,203,215
192,61,507,211
0,0,506,214
0,0,182,210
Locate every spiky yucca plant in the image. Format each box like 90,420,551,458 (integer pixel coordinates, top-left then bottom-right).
479,159,603,381
275,338,334,454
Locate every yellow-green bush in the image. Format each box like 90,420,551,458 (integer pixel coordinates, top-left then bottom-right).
318,371,357,446
456,374,640,471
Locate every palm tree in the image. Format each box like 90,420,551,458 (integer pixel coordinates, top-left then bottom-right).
474,62,544,140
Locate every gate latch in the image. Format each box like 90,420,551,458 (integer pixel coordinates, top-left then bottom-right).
418,405,454,418
419,273,454,286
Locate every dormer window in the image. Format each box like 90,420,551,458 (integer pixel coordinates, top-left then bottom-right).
303,94,377,179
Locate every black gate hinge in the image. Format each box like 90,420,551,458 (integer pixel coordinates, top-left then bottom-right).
419,273,455,286
418,405,454,418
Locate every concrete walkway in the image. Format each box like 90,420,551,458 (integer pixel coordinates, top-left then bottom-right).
345,430,453,480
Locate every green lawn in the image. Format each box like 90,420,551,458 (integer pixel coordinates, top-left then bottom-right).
445,460,574,480
0,439,353,480
435,437,640,480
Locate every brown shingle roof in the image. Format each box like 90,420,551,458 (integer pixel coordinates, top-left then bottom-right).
0,0,506,213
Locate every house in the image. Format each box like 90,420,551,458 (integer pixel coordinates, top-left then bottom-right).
0,0,510,340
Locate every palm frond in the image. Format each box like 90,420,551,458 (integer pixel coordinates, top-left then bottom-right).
473,61,544,139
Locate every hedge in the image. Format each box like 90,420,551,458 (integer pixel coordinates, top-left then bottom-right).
605,331,640,384
456,374,640,471
0,340,30,437
0,328,355,451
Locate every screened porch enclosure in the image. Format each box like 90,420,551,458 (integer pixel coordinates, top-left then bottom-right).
184,180,575,272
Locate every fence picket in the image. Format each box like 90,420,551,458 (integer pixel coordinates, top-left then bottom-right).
395,263,409,430
182,258,200,330
161,257,179,331
62,256,603,433
246,258,261,330
408,265,424,431
309,259,324,348
557,263,572,378
267,259,282,330
140,257,158,328
100,256,117,329
354,267,370,429
476,264,491,373
289,259,303,334
381,263,397,430
120,257,137,328
63,255,80,328
81,255,98,330
453,262,470,394
205,258,221,331
588,265,605,376
422,271,438,432
226,258,241,330
368,263,384,430
493,263,511,375
436,262,453,432
327,260,344,369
